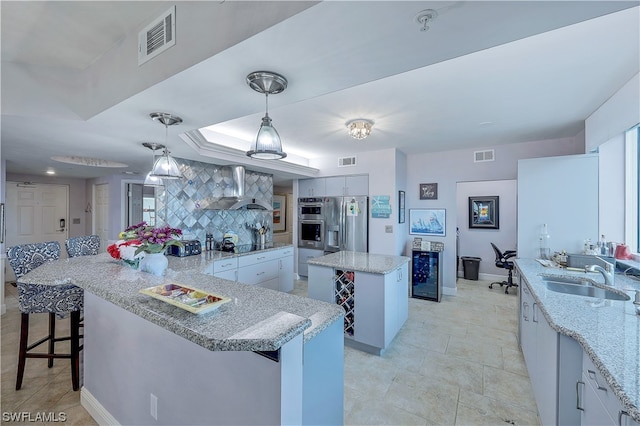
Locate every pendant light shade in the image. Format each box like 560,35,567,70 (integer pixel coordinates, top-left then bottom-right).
246,71,287,160
149,112,183,179
142,142,165,187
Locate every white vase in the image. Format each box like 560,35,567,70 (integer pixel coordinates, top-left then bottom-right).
139,252,168,276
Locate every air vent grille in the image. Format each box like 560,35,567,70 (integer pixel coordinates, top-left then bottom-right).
138,6,176,65
338,156,357,167
474,149,495,163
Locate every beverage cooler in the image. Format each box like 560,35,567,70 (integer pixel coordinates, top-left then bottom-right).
411,250,443,302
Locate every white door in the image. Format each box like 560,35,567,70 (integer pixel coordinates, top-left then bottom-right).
5,182,69,281
94,183,109,250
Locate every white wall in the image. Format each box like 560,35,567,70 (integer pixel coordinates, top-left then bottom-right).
406,136,583,294
586,73,640,152
598,134,626,244
456,180,517,276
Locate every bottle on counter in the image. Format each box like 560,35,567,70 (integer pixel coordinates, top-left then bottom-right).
599,234,607,256
538,224,551,259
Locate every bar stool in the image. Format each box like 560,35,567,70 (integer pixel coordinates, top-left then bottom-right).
6,241,84,391
65,235,100,257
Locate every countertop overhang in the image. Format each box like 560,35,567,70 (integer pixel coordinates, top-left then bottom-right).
17,250,344,352
308,251,410,274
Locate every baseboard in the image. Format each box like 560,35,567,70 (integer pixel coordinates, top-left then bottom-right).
80,387,120,426
442,286,457,296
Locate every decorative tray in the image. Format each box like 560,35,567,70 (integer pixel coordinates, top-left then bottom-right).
139,283,231,315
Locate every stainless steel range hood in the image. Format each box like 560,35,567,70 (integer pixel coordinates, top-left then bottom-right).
202,165,272,210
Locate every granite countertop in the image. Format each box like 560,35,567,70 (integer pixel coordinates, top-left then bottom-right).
514,258,640,422
17,251,343,352
308,251,410,274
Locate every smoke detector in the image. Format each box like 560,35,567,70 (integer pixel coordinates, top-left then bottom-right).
414,9,438,32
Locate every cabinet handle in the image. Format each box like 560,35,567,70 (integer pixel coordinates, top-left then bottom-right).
257,256,266,260
619,410,630,426
257,271,265,276
532,303,538,323
576,381,584,411
522,302,529,321
587,370,607,392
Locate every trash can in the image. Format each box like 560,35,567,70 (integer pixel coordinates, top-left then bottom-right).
461,256,481,280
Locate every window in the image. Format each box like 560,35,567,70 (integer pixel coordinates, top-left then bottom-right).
625,125,640,252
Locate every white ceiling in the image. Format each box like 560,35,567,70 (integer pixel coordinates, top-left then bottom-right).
2,1,639,185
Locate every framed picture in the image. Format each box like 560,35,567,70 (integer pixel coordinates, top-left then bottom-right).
469,196,499,229
273,195,286,232
398,191,405,224
419,183,438,200
409,208,446,236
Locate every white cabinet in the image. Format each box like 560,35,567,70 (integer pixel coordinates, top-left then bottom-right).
519,278,582,426
325,175,368,196
579,352,640,426
298,248,324,277
212,257,238,281
278,247,294,293
299,178,326,197
210,247,294,292
300,175,368,197
308,262,409,354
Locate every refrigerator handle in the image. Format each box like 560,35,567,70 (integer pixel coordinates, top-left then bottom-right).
340,199,347,250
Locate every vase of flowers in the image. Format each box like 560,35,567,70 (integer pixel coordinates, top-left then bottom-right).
107,222,183,276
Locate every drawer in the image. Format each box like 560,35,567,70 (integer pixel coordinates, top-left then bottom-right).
582,351,625,421
238,250,279,267
213,257,238,273
276,247,294,258
238,259,279,285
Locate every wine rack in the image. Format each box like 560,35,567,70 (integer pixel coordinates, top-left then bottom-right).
334,269,355,337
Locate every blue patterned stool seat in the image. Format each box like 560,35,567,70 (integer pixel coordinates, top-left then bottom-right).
7,241,84,391
65,235,100,258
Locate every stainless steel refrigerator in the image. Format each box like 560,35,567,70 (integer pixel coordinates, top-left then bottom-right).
324,196,368,253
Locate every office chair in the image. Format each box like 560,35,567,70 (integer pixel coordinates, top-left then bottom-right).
489,243,517,294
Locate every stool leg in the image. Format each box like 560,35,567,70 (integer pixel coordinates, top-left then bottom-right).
16,313,29,390
70,311,80,391
48,312,55,368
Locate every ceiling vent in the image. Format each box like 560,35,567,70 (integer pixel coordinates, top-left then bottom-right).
338,156,357,167
138,6,176,65
474,149,495,163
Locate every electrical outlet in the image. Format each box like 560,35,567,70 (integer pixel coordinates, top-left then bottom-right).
150,393,158,420
385,225,393,233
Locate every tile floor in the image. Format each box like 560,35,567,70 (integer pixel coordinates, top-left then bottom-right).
2,278,539,425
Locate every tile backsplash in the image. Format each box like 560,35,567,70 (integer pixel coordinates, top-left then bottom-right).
156,158,273,247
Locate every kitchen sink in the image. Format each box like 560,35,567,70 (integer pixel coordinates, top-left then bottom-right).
540,275,592,286
543,279,630,301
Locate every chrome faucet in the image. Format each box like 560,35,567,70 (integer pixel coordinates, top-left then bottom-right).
586,257,615,287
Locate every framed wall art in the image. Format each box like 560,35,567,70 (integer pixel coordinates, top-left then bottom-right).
469,196,499,229
273,195,286,232
398,191,405,224
409,208,446,236
419,183,438,200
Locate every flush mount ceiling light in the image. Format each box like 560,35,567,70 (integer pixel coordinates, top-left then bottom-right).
414,9,438,32
246,71,287,160
149,112,183,179
346,119,374,140
142,142,166,187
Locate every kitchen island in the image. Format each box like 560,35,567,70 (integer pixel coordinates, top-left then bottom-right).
515,258,640,425
17,252,344,425
307,251,410,355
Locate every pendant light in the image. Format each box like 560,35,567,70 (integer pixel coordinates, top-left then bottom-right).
246,71,287,160
141,142,165,187
150,112,183,179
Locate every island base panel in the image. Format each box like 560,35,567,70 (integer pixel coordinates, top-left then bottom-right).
82,292,302,425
